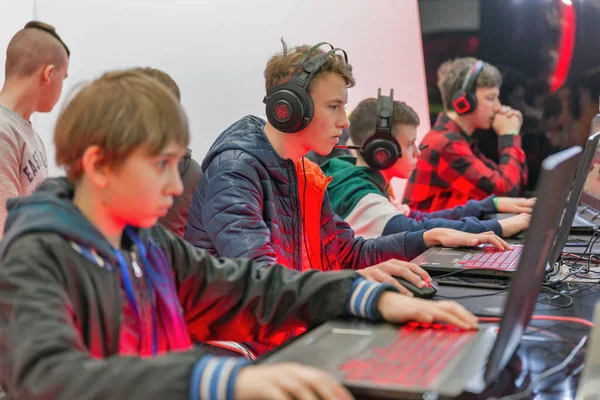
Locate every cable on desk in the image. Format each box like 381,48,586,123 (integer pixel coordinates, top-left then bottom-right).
538,287,574,308
489,335,588,400
478,315,595,328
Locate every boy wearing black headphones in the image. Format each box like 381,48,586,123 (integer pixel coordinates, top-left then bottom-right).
403,57,527,212
321,93,534,240
185,43,510,300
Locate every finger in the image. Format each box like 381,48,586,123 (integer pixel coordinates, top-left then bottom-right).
409,309,436,325
399,260,432,282
373,269,414,295
295,367,354,400
477,234,510,250
516,206,534,213
279,373,319,400
357,270,384,286
439,301,479,328
432,305,477,330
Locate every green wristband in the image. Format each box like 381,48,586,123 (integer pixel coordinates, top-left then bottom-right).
493,197,499,211
503,131,519,136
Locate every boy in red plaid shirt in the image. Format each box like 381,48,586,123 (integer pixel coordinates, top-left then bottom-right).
403,57,527,212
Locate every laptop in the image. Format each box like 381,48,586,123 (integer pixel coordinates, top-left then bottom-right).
548,132,600,256
571,125,600,234
410,147,582,277
257,148,581,398
575,302,600,400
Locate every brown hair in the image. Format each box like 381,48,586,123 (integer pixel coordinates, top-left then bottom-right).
264,40,355,93
54,69,189,182
133,67,181,101
437,57,502,111
348,98,420,146
5,21,69,78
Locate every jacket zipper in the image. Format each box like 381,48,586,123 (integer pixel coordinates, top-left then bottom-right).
288,162,302,272
130,251,143,278
112,249,147,355
111,271,121,355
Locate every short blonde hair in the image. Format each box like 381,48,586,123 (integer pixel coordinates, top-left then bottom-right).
264,40,355,93
55,69,189,182
438,57,502,111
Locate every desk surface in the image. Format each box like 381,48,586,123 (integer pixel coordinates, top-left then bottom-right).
433,277,600,399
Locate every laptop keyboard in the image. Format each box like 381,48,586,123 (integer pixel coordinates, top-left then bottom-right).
339,322,475,387
457,245,523,270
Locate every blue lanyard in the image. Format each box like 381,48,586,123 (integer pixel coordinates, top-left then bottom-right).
113,229,158,356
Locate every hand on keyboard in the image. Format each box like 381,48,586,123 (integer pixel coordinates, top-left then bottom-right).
495,197,536,214
235,363,353,400
498,213,531,237
423,228,511,250
377,291,479,330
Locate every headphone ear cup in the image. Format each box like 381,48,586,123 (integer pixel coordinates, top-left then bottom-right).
264,85,314,133
361,138,401,170
451,90,479,115
465,91,477,113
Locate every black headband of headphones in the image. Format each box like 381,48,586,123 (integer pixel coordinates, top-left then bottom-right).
460,60,484,94
286,42,348,89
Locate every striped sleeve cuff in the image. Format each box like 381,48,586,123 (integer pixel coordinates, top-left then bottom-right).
346,278,397,320
189,356,250,400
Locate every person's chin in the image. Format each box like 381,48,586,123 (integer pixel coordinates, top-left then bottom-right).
315,145,335,156
136,216,160,228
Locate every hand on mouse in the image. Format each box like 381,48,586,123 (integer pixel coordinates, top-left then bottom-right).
356,259,431,297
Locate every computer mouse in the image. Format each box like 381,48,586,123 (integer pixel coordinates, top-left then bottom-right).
394,277,437,299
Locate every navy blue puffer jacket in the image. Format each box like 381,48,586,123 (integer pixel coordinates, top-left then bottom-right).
185,115,428,271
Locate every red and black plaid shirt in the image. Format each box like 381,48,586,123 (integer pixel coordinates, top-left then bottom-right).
403,113,527,212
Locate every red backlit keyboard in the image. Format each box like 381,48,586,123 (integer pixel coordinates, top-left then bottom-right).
457,245,523,270
339,322,475,387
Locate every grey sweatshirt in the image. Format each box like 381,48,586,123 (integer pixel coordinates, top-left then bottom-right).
0,104,48,237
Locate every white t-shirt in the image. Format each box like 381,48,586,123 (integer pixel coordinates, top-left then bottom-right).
0,104,48,237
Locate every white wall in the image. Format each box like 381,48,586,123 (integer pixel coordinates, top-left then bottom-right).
1,0,429,197
0,0,34,85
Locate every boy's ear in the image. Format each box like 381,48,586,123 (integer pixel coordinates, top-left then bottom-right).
41,64,55,86
81,145,111,188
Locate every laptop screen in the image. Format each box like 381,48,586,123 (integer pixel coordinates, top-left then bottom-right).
547,132,600,265
484,147,582,384
580,115,600,211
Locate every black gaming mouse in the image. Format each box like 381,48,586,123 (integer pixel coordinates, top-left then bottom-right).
394,277,437,299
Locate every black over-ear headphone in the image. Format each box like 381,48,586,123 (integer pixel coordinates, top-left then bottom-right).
359,88,401,170
263,42,348,133
451,60,484,115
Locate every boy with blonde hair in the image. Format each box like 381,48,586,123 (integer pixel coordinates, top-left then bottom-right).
0,70,478,399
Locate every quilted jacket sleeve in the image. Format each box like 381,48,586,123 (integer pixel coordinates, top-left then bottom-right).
186,152,278,267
